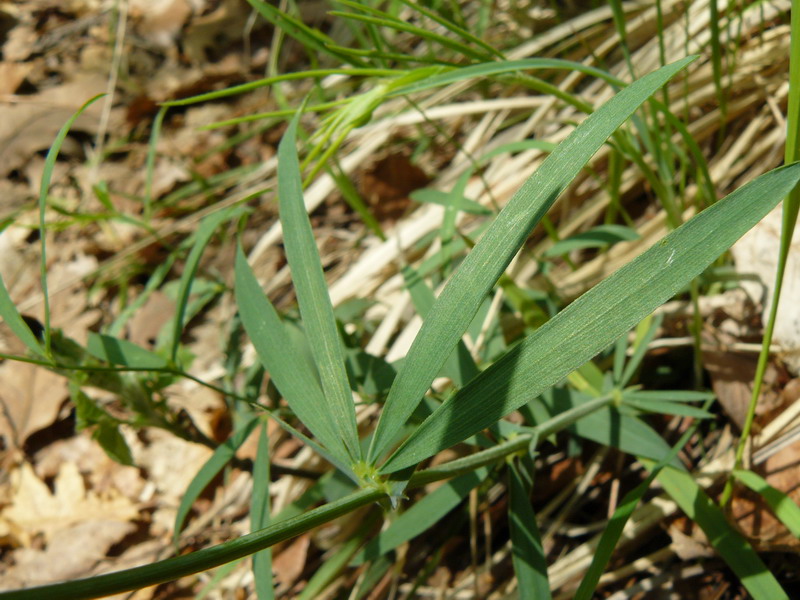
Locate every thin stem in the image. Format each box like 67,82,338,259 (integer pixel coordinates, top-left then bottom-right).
0,392,616,599
721,0,800,506
0,488,386,600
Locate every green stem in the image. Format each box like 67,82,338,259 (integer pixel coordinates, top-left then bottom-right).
721,0,800,506
0,391,616,599
0,488,386,600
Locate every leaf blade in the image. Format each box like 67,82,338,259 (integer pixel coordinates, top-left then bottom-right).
369,56,697,464
234,246,349,464
278,113,361,461
382,162,800,473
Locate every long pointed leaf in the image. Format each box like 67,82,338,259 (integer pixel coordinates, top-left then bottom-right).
351,466,490,566
652,463,789,600
509,462,551,600
234,246,349,464
252,424,275,600
173,417,260,546
382,163,800,473
368,56,697,464
278,113,361,461
170,207,238,363
0,275,44,356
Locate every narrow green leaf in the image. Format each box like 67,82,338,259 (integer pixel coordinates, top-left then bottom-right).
620,314,662,386
508,462,551,600
234,246,350,465
278,112,361,461
169,207,237,364
0,487,386,600
86,333,167,369
652,463,789,600
623,390,715,403
401,264,480,386
381,163,800,474
0,275,44,356
622,398,713,419
298,511,380,600
733,469,800,538
328,10,489,62
410,189,491,215
245,0,367,67
38,93,105,355
574,399,708,600
543,224,639,257
351,466,490,566
388,58,622,98
369,57,697,465
393,0,504,60
173,417,260,547
93,423,134,467
571,407,676,463
252,423,275,600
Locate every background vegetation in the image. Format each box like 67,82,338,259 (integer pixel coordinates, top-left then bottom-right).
0,0,799,598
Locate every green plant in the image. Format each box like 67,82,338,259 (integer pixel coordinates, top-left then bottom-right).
1,2,800,599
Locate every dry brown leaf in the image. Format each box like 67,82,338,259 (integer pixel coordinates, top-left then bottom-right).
0,520,136,591
0,74,107,178
130,0,193,48
127,290,175,349
733,206,800,375
358,152,430,223
731,437,800,552
0,362,69,451
2,24,37,62
0,461,139,547
182,0,250,64
0,62,33,95
702,329,783,430
33,432,145,499
668,522,715,560
272,534,310,592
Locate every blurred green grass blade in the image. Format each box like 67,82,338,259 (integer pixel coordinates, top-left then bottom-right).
543,224,639,257
38,93,105,355
245,0,367,67
508,462,551,600
169,206,238,364
733,469,800,538
278,112,361,462
86,333,167,369
144,105,168,221
173,417,260,547
620,315,662,386
410,189,491,215
389,58,622,98
162,68,393,107
252,423,274,600
651,463,789,600
351,466,490,566
623,390,714,402
0,275,44,356
622,398,712,419
196,560,242,600
726,3,800,503
571,407,675,464
298,511,380,600
394,0,503,60
234,246,349,465
328,10,488,62
381,162,800,474
401,264,479,386
369,57,696,465
575,403,707,600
